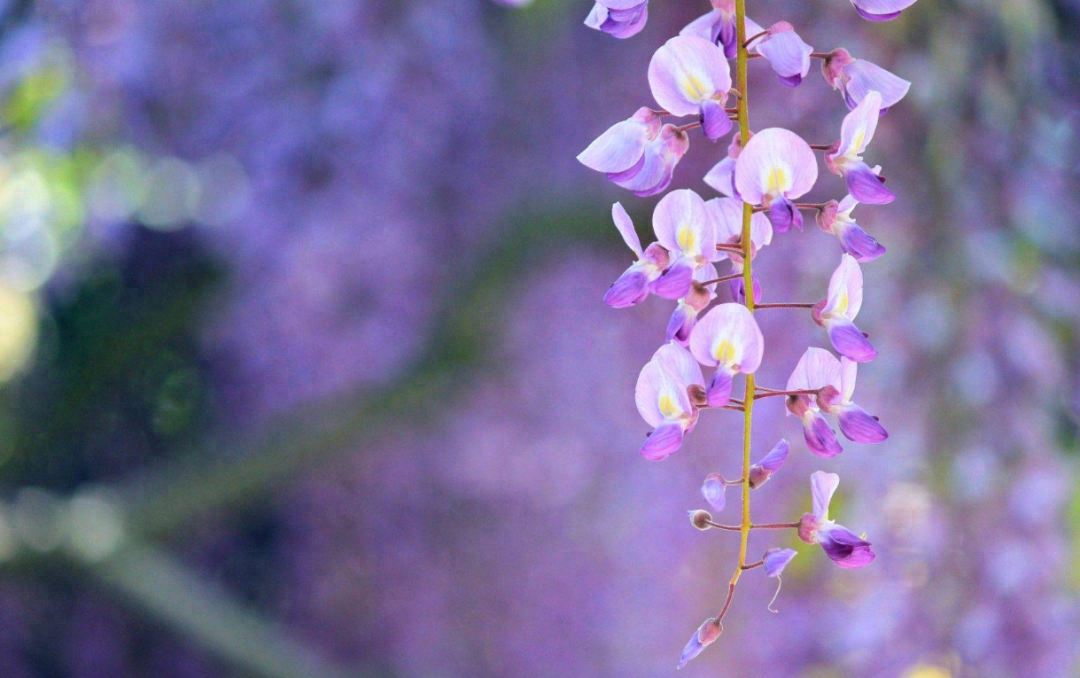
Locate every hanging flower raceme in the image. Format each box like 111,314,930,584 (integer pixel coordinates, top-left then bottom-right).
602,202,670,308
748,439,789,488
734,128,818,233
666,264,719,345
707,196,772,302
846,0,919,22
817,195,886,262
824,90,895,204
785,348,844,457
680,0,763,59
584,0,649,39
704,131,748,198
649,36,733,142
798,471,875,568
821,48,910,112
635,342,705,460
817,354,889,443
813,254,877,362
750,22,813,87
688,303,764,407
677,617,723,670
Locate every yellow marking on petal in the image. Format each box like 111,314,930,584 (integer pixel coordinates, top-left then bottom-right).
680,74,708,102
834,292,849,316
676,224,697,255
850,125,866,156
658,393,680,419
713,339,736,365
765,165,790,195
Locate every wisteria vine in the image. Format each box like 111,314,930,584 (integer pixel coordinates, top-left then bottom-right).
578,0,918,668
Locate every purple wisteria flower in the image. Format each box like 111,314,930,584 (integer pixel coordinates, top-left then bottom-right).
824,91,895,204
703,131,747,198
649,35,733,141
677,617,722,670
734,127,818,233
651,189,722,299
812,254,877,362
748,439,790,488
816,195,886,262
797,471,876,569
785,348,844,457
635,342,705,460
701,472,727,512
847,0,919,22
584,0,649,39
821,48,911,112
706,196,772,302
578,107,661,176
602,202,669,308
817,354,889,443
751,22,813,87
679,0,764,59
762,547,797,576
688,303,764,407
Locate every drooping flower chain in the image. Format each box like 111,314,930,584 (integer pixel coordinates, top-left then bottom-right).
578,0,917,667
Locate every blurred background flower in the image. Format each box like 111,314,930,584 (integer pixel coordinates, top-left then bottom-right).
0,0,1074,676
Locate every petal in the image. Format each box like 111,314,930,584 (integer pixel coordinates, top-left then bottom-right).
677,618,722,669
607,125,689,197
598,0,650,8
810,470,840,520
680,10,722,42
704,196,743,245
635,357,691,427
611,202,643,256
786,347,842,391
768,196,802,233
854,5,902,20
653,341,706,389
756,26,813,82
837,403,888,442
757,438,790,472
640,422,685,460
705,365,734,407
700,100,733,142
587,1,649,38
850,0,918,19
763,548,797,577
651,260,695,299
844,161,896,204
666,303,696,344
704,156,737,197
701,473,727,512
824,254,864,320
844,59,911,110
648,36,732,117
804,412,844,458
653,189,715,260
577,108,660,173
734,128,818,204
688,302,764,372
827,319,877,362
839,356,858,403
818,525,875,568
604,266,649,308
837,91,882,159
728,272,762,304
837,221,886,262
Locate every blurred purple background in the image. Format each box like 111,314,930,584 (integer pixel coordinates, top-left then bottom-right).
0,0,1076,676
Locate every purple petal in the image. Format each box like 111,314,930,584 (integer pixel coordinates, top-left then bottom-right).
651,261,695,299
837,221,886,262
804,412,843,458
822,253,864,321
786,347,842,392
578,108,660,174
648,36,731,117
844,59,911,110
588,1,649,39
677,618,722,669
700,100,733,142
705,367,734,407
666,303,697,344
768,196,802,233
604,267,649,308
850,0,917,20
763,548,797,577
607,125,689,197
701,473,726,512
704,156,737,197
728,273,762,305
756,27,812,84
652,341,706,390
810,470,840,519
818,525,875,569
777,73,803,87
827,320,877,362
734,127,818,205
757,439,790,472
611,202,643,256
855,5,901,20
640,422,684,461
653,189,715,260
845,161,896,204
837,404,889,443
688,302,764,372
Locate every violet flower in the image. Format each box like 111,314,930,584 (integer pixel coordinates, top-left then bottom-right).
812,254,878,362
649,35,733,141
733,127,818,233
635,342,705,460
785,348,845,457
824,90,896,204
578,107,661,176
752,22,813,87
679,0,764,59
821,48,911,112
748,439,790,488
797,471,876,569
817,355,889,443
651,189,722,299
817,195,887,262
677,617,722,669
602,202,669,308
584,0,649,39
847,0,920,22
688,303,764,407
666,264,719,345
763,547,797,577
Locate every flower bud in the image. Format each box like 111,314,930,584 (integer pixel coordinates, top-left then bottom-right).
747,464,770,489
688,509,713,531
786,394,811,418
797,512,820,544
677,617,722,669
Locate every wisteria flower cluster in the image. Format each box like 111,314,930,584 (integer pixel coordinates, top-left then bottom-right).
578,0,917,667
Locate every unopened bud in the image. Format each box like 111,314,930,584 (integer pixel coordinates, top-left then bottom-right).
688,510,713,531
677,617,723,669
747,465,770,489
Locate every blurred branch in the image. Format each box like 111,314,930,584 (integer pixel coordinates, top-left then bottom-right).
117,203,613,538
